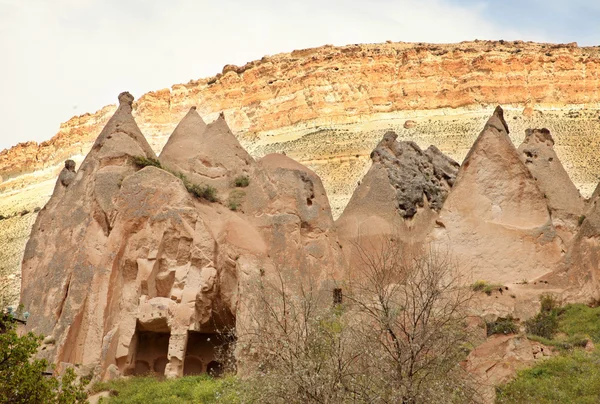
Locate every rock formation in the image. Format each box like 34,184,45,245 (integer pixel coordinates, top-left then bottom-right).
6,41,600,302
433,107,564,283
336,131,458,259
159,109,253,191
518,128,585,235
17,91,600,404
20,93,343,381
463,334,554,402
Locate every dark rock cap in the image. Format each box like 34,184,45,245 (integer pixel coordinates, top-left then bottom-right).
118,92,134,106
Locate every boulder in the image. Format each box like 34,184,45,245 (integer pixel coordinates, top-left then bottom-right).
463,335,553,403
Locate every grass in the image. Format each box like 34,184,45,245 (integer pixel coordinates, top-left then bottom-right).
524,301,600,351
486,316,519,336
496,302,600,402
496,349,600,403
233,175,250,188
93,375,240,404
471,280,505,296
227,190,246,211
558,304,600,343
131,156,218,203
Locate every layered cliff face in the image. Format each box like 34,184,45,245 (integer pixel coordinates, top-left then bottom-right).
6,39,600,306
4,41,600,205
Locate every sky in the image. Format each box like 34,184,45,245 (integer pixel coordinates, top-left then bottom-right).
0,0,599,152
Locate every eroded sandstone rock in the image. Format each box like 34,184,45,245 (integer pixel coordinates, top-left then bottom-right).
518,128,585,234
463,335,554,403
20,93,342,382
336,131,458,265
433,107,564,283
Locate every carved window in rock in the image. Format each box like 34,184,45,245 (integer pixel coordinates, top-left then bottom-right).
333,288,343,305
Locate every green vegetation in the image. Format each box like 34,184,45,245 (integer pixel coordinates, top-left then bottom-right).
131,156,163,169
486,316,519,336
93,375,240,404
187,183,218,202
471,280,505,296
0,314,87,403
578,215,586,226
559,303,600,342
496,350,600,403
131,156,218,203
524,294,561,339
497,301,600,402
227,190,245,211
233,175,249,188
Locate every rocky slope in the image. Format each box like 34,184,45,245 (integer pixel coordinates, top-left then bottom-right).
20,93,343,380
17,93,600,402
6,39,600,303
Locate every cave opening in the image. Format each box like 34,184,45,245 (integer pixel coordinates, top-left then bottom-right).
183,331,234,376
130,324,170,377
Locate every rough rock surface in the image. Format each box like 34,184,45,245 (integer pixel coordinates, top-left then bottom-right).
518,128,585,233
336,131,458,255
20,93,343,380
370,132,459,218
463,335,554,403
433,107,564,283
548,191,600,300
159,109,253,191
6,41,600,297
5,41,600,209
17,94,600,400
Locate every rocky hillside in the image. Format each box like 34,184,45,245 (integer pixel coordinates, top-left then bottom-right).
5,40,600,307
15,86,600,402
3,41,600,211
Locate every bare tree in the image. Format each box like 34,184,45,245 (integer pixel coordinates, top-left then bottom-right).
347,239,480,403
235,240,481,403
235,268,364,403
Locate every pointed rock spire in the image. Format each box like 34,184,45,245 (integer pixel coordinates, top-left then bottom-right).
518,128,584,226
90,91,156,160
160,111,253,188
159,106,207,169
335,131,459,254
451,106,548,228
434,107,562,283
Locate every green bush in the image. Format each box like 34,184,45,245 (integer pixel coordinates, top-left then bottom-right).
486,316,519,336
0,314,87,403
525,294,561,339
525,310,559,339
227,190,245,211
578,215,586,226
131,156,218,203
471,280,504,296
187,183,218,202
233,175,250,188
131,156,163,169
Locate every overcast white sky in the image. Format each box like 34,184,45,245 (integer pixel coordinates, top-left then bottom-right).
0,0,598,152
